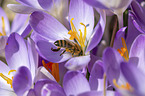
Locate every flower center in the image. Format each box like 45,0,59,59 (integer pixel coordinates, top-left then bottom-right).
113,79,133,91
0,17,6,36
0,70,16,88
117,37,129,61
68,18,87,51
42,60,60,82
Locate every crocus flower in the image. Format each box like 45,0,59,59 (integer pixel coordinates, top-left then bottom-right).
125,0,145,50
102,34,145,95
83,0,132,27
7,0,69,28
0,32,38,95
0,7,30,58
30,0,106,70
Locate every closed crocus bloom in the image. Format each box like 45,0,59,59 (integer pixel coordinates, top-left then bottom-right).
30,0,106,70
7,0,69,28
83,0,132,28
0,7,31,58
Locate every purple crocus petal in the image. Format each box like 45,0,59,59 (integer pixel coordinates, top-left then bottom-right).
27,89,36,96
0,7,10,35
131,1,145,29
86,8,106,52
16,0,42,9
13,66,32,96
129,34,145,74
89,60,104,91
5,33,30,70
0,61,12,91
69,0,94,40
83,0,109,9
113,27,126,50
30,11,69,42
36,40,72,63
63,71,90,96
41,84,66,96
78,90,117,96
7,4,41,14
120,62,145,95
11,14,29,35
21,24,32,38
65,55,90,70
103,47,124,85
27,38,38,82
87,54,101,73
126,11,141,51
38,0,53,10
34,79,58,96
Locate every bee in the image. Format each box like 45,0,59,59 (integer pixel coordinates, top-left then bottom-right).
51,39,83,56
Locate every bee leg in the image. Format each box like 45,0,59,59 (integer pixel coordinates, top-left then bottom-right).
60,50,66,56
51,47,60,52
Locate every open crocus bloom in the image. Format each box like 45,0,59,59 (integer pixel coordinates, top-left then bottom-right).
30,0,106,70
0,33,38,95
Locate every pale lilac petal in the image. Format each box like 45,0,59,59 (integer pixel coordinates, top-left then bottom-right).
34,79,58,96
89,60,104,91
0,7,10,35
0,89,15,96
11,14,29,35
103,47,124,85
34,67,56,82
5,33,30,70
78,90,117,96
63,71,90,96
86,9,106,52
30,11,69,42
41,84,66,96
121,62,145,95
69,0,94,40
7,4,41,14
16,0,42,8
0,61,12,91
13,66,32,96
27,38,38,82
129,34,145,74
113,27,126,50
65,55,90,70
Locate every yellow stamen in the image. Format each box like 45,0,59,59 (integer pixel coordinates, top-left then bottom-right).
0,17,6,36
68,18,87,49
8,70,16,75
42,60,60,82
113,79,132,91
0,73,13,88
117,37,129,61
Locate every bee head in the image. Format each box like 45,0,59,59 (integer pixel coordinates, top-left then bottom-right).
54,40,59,46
